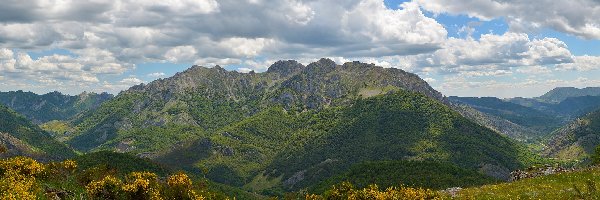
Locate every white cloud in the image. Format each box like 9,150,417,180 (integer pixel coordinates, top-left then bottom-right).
147,72,166,77
164,46,198,63
392,32,576,76
416,0,600,39
119,77,144,85
516,66,552,74
237,68,253,73
556,55,600,71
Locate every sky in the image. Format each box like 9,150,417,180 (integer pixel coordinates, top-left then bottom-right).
0,0,599,98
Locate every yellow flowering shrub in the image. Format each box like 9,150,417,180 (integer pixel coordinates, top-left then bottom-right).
0,171,37,200
86,175,124,199
0,156,220,199
0,156,45,177
123,172,162,200
42,159,78,180
0,157,46,200
313,182,443,200
165,172,202,200
167,172,193,188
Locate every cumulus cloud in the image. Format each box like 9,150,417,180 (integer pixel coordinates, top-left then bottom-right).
556,56,600,71
416,0,600,39
0,48,136,94
395,32,576,75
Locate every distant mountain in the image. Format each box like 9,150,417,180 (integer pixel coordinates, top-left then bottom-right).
449,103,541,142
452,92,600,141
0,104,76,160
543,108,600,162
0,90,113,124
536,87,600,103
449,96,563,136
60,59,540,194
552,96,600,119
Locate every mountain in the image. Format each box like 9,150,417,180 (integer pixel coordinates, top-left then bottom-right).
0,90,113,124
0,104,76,160
66,59,443,153
536,87,600,103
55,59,541,195
154,90,537,194
543,109,600,161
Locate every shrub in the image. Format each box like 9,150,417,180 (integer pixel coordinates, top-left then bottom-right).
86,175,124,199
122,172,162,200
309,182,443,200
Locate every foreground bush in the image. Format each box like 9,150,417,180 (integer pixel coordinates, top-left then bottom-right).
0,156,221,199
306,182,443,200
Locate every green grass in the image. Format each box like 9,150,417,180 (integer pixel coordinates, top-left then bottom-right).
458,167,600,199
243,172,283,193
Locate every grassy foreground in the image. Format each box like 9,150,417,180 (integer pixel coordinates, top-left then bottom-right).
457,166,600,199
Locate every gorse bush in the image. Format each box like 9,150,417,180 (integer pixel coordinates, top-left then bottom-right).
0,157,45,200
0,156,223,199
306,182,443,200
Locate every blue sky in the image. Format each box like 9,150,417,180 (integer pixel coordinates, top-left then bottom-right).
1,0,599,98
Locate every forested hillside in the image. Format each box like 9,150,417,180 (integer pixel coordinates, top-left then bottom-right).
154,90,539,195
0,104,76,160
544,109,600,161
0,90,112,124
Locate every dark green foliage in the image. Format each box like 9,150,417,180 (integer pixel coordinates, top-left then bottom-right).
0,90,112,124
74,151,170,177
314,160,499,192
156,90,539,193
69,93,143,151
0,104,76,159
264,91,538,191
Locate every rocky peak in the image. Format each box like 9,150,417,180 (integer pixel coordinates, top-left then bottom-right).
305,58,337,74
267,60,304,77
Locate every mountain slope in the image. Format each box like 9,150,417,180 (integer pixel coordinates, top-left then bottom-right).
543,109,600,161
263,91,537,191
0,90,113,124
67,59,442,153
449,103,540,142
155,90,538,194
0,104,76,160
449,96,563,135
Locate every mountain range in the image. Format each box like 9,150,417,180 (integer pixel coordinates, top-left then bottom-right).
0,59,599,197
